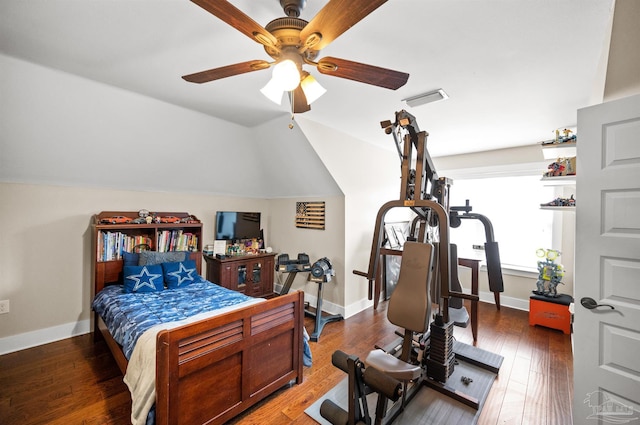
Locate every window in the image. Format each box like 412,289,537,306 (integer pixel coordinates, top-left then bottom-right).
448,175,555,272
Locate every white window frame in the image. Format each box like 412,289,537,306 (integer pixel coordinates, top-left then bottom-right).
442,162,561,277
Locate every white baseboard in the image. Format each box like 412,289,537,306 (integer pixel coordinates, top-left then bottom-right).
274,283,346,318
346,291,530,318
0,292,530,356
479,290,530,311
344,297,374,319
0,319,90,355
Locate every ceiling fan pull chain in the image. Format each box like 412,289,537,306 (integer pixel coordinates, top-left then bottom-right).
289,90,295,129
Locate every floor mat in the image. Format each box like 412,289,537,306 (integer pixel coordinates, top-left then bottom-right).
305,343,502,424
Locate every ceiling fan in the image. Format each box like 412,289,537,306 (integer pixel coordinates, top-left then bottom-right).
182,0,410,113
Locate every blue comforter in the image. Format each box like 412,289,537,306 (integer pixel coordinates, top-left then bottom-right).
92,281,254,360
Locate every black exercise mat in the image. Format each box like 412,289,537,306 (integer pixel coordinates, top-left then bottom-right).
305,343,502,424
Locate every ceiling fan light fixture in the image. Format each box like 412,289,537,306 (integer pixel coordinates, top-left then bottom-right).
260,78,284,105
300,73,326,104
272,59,301,91
403,89,449,108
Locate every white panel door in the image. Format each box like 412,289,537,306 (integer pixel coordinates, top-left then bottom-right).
573,94,640,424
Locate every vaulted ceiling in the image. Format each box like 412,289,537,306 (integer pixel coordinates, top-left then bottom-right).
0,0,614,157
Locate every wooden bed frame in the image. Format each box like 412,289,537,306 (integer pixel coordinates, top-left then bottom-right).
94,255,304,425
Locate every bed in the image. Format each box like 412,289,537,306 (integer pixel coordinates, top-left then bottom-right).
92,253,304,425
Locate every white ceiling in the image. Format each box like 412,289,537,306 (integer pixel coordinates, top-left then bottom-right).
0,0,614,157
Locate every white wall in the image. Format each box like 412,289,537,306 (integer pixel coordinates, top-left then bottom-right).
0,54,267,196
267,196,345,312
604,0,640,102
296,118,413,316
0,182,270,353
0,54,343,353
252,116,342,197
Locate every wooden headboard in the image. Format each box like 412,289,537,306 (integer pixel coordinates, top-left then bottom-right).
92,210,203,294
94,252,202,294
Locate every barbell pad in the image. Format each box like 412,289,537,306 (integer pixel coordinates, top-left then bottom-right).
331,350,350,373
485,242,504,292
320,399,349,425
363,367,402,401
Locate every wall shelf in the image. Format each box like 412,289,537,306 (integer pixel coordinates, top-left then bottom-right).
540,206,576,211
541,175,576,186
541,141,576,159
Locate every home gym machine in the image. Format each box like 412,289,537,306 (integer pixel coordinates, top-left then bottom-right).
320,110,504,424
357,109,504,322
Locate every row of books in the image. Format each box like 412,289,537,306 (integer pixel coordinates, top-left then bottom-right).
157,230,198,253
97,232,153,262
96,230,199,261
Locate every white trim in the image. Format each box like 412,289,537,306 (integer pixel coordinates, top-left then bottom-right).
440,161,548,180
344,297,374,319
498,265,538,278
0,319,91,355
478,290,530,311
0,290,532,356
274,282,347,318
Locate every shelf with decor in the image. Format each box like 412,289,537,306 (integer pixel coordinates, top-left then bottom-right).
92,211,203,287
540,205,576,211
541,141,576,159
540,175,576,186
540,133,577,211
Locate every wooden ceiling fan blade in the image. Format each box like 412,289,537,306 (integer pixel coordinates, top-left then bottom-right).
289,86,311,113
190,0,278,47
299,0,388,51
317,57,409,90
182,60,271,84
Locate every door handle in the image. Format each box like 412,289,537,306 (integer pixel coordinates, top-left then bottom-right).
580,297,615,310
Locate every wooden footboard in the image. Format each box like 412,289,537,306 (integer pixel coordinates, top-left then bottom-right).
154,291,304,425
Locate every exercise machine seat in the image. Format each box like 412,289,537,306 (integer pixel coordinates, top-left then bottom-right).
365,349,422,381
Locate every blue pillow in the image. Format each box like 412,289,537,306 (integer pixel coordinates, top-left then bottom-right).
123,251,139,267
138,251,188,266
162,260,201,289
123,265,164,293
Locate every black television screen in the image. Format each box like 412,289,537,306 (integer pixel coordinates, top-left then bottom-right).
215,211,262,241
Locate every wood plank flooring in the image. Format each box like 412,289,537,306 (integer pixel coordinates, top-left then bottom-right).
0,300,573,424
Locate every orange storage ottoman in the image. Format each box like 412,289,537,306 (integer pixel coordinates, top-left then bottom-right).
529,294,573,334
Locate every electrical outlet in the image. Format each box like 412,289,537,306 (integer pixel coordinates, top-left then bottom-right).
0,300,9,314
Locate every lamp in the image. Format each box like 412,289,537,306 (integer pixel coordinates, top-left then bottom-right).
271,59,300,91
260,77,285,105
402,89,449,108
261,58,301,105
261,67,326,107
300,72,326,104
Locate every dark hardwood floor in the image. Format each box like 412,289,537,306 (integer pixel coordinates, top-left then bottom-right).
0,300,573,424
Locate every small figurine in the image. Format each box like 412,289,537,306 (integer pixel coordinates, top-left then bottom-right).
100,215,132,224
544,159,566,177
554,128,577,144
533,248,565,297
540,195,575,207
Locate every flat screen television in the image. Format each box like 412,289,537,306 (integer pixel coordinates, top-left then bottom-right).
215,211,262,241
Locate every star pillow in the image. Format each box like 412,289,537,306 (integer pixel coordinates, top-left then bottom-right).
162,260,202,289
123,265,164,293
